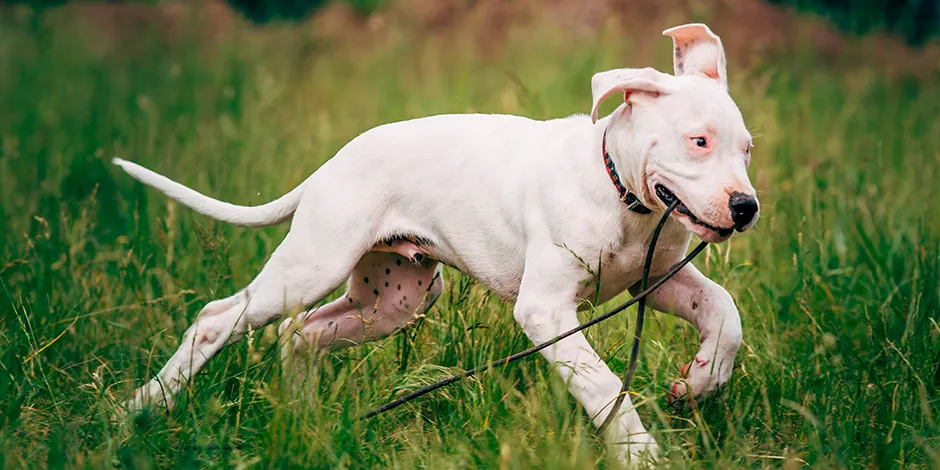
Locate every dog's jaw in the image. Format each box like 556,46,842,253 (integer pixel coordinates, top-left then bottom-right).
674,212,734,243
651,182,735,243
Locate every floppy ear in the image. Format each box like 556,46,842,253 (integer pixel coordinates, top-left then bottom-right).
662,23,727,88
590,67,667,124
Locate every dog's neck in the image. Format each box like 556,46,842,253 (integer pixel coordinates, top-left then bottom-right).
595,112,653,214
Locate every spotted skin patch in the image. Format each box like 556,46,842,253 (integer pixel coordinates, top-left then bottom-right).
280,251,445,354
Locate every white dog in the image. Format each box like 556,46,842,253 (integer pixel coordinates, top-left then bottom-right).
114,23,758,464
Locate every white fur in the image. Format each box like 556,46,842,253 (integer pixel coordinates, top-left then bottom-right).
115,23,757,466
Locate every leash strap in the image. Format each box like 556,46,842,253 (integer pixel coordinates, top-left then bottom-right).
596,199,679,434
360,224,705,421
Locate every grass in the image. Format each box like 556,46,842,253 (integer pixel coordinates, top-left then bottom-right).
2,4,940,469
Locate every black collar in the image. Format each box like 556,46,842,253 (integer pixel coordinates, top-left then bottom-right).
602,128,652,215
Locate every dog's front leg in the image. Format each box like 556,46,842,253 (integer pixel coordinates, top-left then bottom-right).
514,249,659,465
631,263,742,403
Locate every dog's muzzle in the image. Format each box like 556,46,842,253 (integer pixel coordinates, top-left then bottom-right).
655,184,734,237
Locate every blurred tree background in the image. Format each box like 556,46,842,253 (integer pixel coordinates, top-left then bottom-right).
768,0,939,45
3,0,938,45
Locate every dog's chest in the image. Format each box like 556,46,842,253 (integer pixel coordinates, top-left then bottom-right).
580,229,690,306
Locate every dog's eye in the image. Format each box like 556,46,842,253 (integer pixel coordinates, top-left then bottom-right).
691,137,708,148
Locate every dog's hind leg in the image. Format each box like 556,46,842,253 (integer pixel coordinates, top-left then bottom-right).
278,252,444,366
125,222,371,412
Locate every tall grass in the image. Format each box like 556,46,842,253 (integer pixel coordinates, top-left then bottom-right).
1,5,939,468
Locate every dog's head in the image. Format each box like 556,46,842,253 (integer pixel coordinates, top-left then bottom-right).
591,23,758,243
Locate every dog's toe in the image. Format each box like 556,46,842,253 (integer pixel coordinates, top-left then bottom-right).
667,362,692,405
668,355,731,407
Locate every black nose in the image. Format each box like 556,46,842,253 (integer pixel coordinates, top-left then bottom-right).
729,192,758,231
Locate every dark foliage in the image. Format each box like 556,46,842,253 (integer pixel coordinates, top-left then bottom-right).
2,0,937,44
770,0,939,45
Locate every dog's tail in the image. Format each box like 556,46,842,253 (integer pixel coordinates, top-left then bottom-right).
112,158,305,227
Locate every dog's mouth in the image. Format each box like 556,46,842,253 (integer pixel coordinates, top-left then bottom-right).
655,184,734,238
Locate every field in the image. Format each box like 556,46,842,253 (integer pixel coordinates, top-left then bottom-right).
2,1,940,468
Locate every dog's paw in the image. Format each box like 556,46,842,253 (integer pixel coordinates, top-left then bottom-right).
123,380,174,414
607,433,660,469
667,355,731,406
